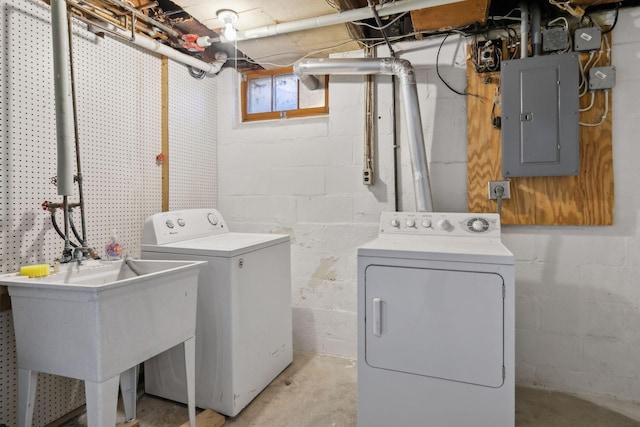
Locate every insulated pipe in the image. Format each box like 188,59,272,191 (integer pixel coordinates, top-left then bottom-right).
51,0,75,196
520,1,529,58
235,0,463,41
294,58,434,212
530,2,542,56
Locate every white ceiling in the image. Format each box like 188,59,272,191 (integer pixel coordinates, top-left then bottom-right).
173,0,362,68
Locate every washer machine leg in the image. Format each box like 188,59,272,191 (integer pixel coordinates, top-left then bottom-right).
120,365,138,421
18,368,37,427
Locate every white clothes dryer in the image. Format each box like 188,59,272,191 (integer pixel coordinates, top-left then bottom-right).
140,209,292,417
357,212,514,427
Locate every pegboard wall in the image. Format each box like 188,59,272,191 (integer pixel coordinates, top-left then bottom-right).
168,60,218,210
0,0,218,425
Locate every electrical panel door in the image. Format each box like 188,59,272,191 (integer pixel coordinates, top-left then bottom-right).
501,53,580,177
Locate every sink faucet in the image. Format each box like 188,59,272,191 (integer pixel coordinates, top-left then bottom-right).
73,247,85,265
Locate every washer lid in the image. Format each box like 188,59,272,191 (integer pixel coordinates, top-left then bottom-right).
141,233,289,257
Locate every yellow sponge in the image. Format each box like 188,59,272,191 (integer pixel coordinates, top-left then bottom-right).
19,264,51,278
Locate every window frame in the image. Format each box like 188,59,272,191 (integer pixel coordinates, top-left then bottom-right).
240,66,329,122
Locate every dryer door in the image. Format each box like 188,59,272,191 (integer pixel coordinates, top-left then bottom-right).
365,265,504,387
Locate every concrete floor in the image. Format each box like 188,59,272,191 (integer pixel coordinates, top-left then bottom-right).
61,351,640,427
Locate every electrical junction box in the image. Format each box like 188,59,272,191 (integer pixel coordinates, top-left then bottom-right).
574,26,602,51
543,27,569,52
500,53,580,178
475,39,502,73
589,66,616,90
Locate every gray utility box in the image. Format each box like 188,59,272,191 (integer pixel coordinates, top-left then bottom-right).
500,53,580,177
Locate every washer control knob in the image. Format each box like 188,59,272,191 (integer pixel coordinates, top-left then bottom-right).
177,218,186,227
437,219,452,231
472,220,485,231
405,218,416,228
207,213,219,226
421,219,432,228
390,218,400,228
165,220,175,229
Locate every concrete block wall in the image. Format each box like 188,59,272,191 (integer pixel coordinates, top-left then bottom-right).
217,8,640,403
217,40,469,358
510,9,640,402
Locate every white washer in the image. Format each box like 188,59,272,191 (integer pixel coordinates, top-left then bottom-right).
140,209,292,417
357,212,514,427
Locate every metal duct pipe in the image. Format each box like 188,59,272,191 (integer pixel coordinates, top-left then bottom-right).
236,0,463,41
520,1,529,58
530,2,542,56
294,58,434,212
51,0,75,196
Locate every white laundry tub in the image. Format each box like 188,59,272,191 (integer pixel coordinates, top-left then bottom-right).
0,258,205,427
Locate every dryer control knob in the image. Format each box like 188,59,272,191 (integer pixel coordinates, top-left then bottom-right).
421,219,432,228
165,220,174,229
207,213,219,226
472,220,485,231
390,218,400,228
437,219,452,231
177,219,185,227
405,218,416,228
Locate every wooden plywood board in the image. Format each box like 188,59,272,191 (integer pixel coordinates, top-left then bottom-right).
467,41,614,225
161,56,169,213
179,409,225,427
411,0,490,32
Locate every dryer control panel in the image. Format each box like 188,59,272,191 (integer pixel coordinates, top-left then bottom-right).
379,212,500,237
142,208,228,245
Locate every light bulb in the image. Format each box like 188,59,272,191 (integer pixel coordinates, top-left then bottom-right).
223,22,236,41
217,9,238,43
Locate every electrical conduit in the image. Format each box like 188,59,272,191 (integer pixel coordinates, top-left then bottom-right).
293,58,434,212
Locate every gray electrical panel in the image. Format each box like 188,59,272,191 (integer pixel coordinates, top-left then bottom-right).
500,53,580,177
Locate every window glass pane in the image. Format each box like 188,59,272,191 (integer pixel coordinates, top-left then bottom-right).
299,75,326,109
273,74,298,111
248,76,272,114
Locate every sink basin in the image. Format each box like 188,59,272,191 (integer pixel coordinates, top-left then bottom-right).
1,258,205,427
0,258,205,382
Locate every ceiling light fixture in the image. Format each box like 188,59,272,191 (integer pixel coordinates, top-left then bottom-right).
217,9,238,42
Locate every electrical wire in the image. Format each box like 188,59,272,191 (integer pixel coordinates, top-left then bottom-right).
601,2,619,34
351,12,408,31
492,7,521,20
580,90,609,126
580,91,596,112
436,34,466,96
188,64,207,79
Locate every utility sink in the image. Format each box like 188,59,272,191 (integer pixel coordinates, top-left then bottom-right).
0,258,205,427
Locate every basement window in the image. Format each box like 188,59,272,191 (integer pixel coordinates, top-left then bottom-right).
241,67,328,122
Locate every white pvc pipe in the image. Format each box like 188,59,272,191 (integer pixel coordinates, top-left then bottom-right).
51,0,75,196
294,58,434,212
236,0,463,41
520,1,529,59
113,28,227,74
